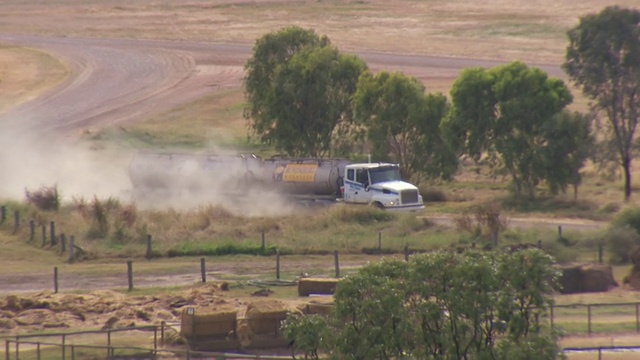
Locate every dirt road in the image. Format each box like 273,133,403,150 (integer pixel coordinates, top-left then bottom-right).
0,35,562,138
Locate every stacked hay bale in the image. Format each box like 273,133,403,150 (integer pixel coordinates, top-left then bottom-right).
179,306,240,351
299,297,334,316
298,277,340,296
558,263,618,294
239,299,291,349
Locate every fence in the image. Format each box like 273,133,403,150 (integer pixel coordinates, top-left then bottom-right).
1,323,294,360
563,346,640,360
551,302,640,336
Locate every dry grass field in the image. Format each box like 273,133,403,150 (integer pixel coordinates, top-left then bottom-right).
2,0,640,355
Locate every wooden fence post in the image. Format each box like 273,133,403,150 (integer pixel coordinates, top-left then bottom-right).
598,244,603,264
127,261,133,291
587,304,592,335
636,303,640,332
276,250,280,280
13,211,19,234
60,234,66,254
378,231,382,254
200,258,206,283
69,236,75,264
558,225,563,240
41,224,46,247
0,205,5,224
50,221,56,246
261,231,266,252
404,245,409,262
54,267,59,294
29,220,35,241
334,250,340,278
146,234,152,259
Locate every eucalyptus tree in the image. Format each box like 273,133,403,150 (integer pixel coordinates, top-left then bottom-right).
563,6,640,201
244,27,366,157
443,62,577,199
354,70,457,181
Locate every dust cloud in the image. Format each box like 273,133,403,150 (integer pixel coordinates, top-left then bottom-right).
0,125,304,217
128,151,305,217
0,130,132,203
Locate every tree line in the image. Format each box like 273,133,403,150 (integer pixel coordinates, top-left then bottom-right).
243,6,640,201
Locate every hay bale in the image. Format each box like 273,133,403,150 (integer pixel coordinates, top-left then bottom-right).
300,298,334,316
558,263,618,294
244,300,288,337
298,278,339,296
180,307,237,338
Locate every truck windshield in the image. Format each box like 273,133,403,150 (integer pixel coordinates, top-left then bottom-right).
369,166,401,184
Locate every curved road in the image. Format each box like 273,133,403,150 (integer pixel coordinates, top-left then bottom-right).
0,35,563,138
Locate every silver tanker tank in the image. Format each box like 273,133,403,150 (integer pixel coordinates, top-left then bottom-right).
248,157,351,198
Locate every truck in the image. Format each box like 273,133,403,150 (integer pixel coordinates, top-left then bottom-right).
128,152,424,211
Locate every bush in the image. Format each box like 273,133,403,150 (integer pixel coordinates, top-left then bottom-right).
25,185,60,211
421,188,447,202
611,206,640,234
605,225,640,264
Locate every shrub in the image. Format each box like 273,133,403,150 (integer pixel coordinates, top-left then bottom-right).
604,225,640,264
611,207,640,234
25,185,60,211
421,188,447,202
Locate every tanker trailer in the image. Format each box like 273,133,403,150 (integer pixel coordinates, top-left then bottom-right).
247,157,351,200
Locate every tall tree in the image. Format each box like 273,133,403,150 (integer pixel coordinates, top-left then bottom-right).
443,62,574,199
354,71,457,181
563,6,640,202
243,27,366,157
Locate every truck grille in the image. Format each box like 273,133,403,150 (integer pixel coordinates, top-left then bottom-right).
401,189,419,204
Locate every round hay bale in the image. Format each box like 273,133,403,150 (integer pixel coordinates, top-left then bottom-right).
558,263,618,294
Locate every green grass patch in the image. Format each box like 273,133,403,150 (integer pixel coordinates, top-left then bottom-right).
167,241,284,257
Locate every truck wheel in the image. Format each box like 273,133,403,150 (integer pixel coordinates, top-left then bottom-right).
371,202,384,210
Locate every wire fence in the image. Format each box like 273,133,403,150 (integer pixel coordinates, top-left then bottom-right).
1,324,293,360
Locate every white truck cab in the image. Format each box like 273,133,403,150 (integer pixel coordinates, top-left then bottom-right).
342,163,424,211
